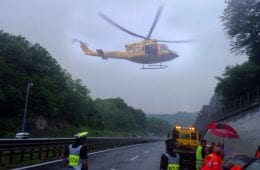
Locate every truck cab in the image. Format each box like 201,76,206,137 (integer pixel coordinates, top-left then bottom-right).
170,125,199,169
174,125,199,150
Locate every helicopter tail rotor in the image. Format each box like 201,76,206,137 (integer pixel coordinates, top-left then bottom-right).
73,39,94,54
72,38,89,47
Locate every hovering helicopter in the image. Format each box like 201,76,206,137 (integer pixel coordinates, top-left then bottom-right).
78,5,191,69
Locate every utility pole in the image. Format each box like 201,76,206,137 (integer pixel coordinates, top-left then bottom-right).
21,82,33,132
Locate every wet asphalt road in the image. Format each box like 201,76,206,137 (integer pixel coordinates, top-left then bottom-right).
14,142,165,170
87,142,164,170
52,142,164,170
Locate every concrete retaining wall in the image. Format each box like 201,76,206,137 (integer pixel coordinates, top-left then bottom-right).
204,103,260,158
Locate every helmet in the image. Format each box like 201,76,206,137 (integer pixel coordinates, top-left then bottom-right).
74,131,88,139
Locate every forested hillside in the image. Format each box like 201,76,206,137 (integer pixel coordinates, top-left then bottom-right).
0,30,168,137
147,112,196,127
94,98,147,133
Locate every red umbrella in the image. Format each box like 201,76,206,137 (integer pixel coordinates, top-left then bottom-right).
207,122,239,138
210,129,239,138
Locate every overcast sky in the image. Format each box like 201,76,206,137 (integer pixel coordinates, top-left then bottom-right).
0,0,247,114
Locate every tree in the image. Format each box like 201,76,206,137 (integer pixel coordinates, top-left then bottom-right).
222,0,260,64
215,62,260,112
146,117,170,137
0,30,97,136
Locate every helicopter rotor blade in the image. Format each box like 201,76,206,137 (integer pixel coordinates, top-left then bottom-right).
157,39,194,43
146,4,164,39
99,13,146,39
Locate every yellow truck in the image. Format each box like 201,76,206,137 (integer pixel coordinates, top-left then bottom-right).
170,125,199,169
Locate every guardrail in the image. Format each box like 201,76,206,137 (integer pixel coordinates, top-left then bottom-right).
0,137,161,169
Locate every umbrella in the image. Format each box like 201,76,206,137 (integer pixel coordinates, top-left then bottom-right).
210,129,239,138
207,122,239,138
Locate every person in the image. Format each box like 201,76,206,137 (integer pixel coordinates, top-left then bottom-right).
200,147,222,170
63,132,89,170
211,142,215,149
220,144,225,160
255,145,260,158
196,139,207,170
201,146,213,170
160,139,181,170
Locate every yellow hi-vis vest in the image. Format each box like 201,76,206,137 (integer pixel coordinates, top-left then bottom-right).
68,144,83,170
164,153,180,170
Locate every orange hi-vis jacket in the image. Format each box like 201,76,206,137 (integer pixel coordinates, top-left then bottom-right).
201,153,212,170
201,153,222,170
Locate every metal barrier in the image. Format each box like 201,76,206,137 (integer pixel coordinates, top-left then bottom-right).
0,137,161,169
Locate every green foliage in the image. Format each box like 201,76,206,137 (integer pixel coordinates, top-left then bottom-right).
196,1,260,131
0,30,167,137
147,112,196,127
0,30,98,136
146,117,170,137
215,62,259,96
215,62,260,111
211,0,260,117
94,98,147,133
222,0,260,64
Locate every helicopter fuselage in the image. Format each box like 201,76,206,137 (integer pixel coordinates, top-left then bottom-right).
125,40,179,64
79,40,179,64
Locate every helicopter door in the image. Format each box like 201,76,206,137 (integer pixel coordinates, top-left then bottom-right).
145,44,158,56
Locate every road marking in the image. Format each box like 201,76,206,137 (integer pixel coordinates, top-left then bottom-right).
145,150,149,154
130,155,139,161
88,143,144,155
152,147,156,150
111,169,116,170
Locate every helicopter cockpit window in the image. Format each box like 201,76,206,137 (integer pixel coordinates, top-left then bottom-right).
160,44,168,51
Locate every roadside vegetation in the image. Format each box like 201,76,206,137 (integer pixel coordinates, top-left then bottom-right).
195,0,260,131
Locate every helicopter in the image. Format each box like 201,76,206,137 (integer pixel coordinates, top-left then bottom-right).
78,5,191,69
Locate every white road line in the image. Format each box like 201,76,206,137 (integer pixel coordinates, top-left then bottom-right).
145,150,149,154
88,143,144,155
152,147,156,150
130,155,139,161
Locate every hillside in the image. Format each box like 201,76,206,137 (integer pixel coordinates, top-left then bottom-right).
147,112,197,127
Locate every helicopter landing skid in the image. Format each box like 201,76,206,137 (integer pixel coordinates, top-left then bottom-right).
141,63,168,69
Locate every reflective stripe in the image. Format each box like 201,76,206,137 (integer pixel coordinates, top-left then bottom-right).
75,132,88,138
69,154,80,166
168,163,179,170
164,153,180,170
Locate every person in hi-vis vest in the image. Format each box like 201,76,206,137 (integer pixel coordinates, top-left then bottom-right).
196,139,206,170
63,132,88,170
160,139,181,170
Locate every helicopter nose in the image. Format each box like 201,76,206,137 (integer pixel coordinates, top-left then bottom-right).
170,51,179,58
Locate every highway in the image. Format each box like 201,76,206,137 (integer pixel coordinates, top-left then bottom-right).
87,142,164,170
25,141,165,170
